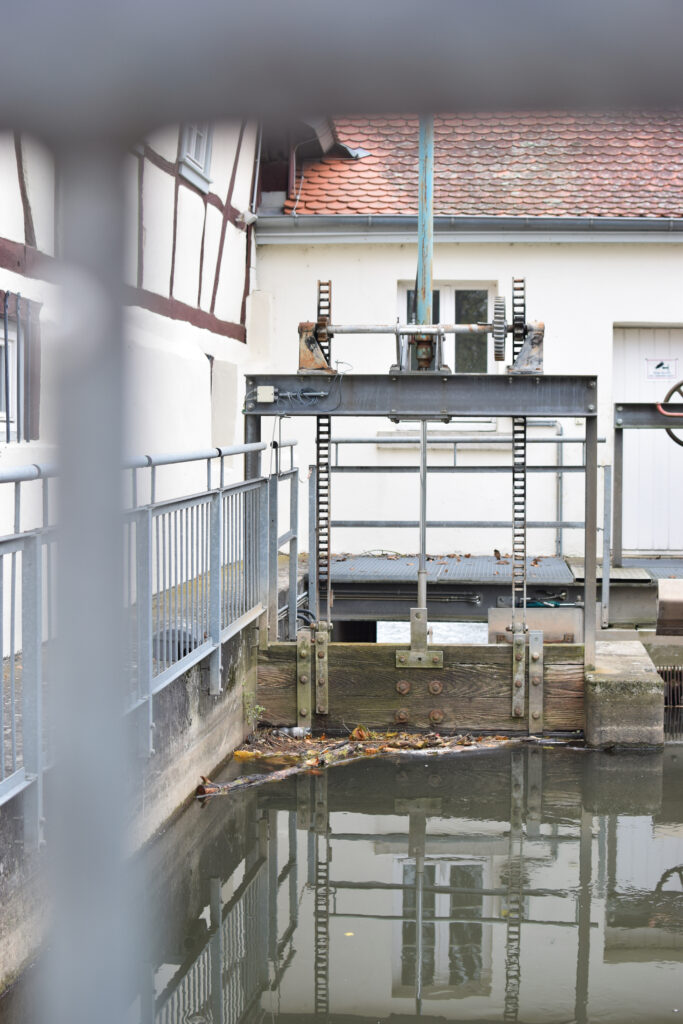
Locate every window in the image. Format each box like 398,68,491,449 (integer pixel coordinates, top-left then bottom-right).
0,292,39,443
404,286,489,372
179,123,213,193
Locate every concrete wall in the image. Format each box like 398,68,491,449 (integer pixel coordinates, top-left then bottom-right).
251,236,683,555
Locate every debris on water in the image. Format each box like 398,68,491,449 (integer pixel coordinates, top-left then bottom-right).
195,728,516,801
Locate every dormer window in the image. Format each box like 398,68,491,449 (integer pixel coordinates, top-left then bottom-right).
179,123,213,193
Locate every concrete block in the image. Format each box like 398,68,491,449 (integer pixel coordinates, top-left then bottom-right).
585,641,664,748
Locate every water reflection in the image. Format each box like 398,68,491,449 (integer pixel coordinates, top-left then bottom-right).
138,747,682,1024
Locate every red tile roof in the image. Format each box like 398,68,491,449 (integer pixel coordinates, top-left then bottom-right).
283,114,683,218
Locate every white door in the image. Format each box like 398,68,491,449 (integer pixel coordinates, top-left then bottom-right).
613,327,683,552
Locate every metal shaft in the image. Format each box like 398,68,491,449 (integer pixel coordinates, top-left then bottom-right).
418,419,427,608
416,114,434,327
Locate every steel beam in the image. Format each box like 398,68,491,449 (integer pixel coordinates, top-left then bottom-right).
245,374,598,419
615,402,683,427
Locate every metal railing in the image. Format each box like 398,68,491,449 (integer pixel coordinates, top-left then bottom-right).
0,440,298,837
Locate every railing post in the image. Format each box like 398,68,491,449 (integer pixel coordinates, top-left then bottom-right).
135,508,154,755
584,416,598,670
288,471,299,641
209,492,222,694
21,533,43,848
601,465,612,629
613,426,623,567
308,464,318,621
258,480,269,645
268,471,279,641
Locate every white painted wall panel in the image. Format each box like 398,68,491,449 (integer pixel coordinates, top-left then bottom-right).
122,153,139,287
172,187,205,307
0,133,26,244
145,125,179,163
209,121,243,199
199,205,223,311
213,222,247,323
231,122,257,213
21,136,54,255
141,160,175,297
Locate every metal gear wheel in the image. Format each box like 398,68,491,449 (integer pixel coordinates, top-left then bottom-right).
493,296,507,361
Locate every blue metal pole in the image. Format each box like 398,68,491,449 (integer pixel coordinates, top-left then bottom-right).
416,114,434,326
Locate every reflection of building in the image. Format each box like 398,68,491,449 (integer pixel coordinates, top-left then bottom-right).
109,747,683,1024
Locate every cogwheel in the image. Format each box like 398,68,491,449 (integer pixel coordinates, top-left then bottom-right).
511,277,526,362
493,296,507,361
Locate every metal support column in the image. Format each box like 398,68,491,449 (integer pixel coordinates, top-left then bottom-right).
245,414,262,480
416,115,434,329
584,416,598,668
288,467,298,640
613,427,623,567
209,492,222,694
268,472,279,641
601,465,612,629
417,419,428,610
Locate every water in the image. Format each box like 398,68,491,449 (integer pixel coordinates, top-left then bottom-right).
4,746,683,1023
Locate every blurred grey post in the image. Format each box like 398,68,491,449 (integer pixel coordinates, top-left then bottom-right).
48,143,131,1024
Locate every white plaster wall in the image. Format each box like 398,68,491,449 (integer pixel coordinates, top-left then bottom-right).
199,204,224,310
213,222,247,323
252,238,683,555
0,134,26,245
210,121,243,198
231,122,258,213
145,125,179,163
122,153,140,287
141,161,175,296
21,136,54,255
172,187,205,307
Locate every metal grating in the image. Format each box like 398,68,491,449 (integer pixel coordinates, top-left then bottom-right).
569,562,650,582
330,554,573,585
660,665,683,707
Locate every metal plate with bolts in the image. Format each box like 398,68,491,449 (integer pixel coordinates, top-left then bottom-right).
314,621,330,714
512,632,526,717
296,628,312,728
528,630,544,735
396,648,444,669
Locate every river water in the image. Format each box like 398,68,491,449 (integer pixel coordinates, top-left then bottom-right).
3,745,682,1023
135,744,681,1024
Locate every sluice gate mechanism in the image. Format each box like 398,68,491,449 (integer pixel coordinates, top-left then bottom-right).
244,115,672,743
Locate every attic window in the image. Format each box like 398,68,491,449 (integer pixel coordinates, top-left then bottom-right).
179,123,213,193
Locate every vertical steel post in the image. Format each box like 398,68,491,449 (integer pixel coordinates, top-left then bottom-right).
245,414,261,480
136,508,154,755
416,115,434,327
601,465,612,629
613,427,623,567
584,416,598,669
268,472,279,641
308,465,318,621
49,144,131,1024
417,419,427,609
21,533,43,847
209,492,222,694
288,471,298,641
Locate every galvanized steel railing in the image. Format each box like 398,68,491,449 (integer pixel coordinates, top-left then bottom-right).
0,441,298,835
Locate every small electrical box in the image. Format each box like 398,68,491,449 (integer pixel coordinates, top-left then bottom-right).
256,385,276,403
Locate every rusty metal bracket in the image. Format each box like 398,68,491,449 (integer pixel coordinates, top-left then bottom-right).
314,621,330,714
296,628,313,730
528,629,544,734
396,607,443,668
512,631,526,717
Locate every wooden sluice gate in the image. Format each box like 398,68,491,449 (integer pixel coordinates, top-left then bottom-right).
257,640,585,736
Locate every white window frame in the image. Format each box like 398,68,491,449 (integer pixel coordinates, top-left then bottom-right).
179,123,213,193
0,320,18,440
397,280,499,432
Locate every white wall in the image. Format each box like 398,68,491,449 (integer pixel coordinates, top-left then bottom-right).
251,238,683,555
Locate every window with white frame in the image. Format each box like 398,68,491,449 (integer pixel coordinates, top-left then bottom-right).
0,293,39,444
179,123,213,192
403,283,491,372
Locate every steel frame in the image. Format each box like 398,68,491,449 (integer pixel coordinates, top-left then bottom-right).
246,372,599,667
